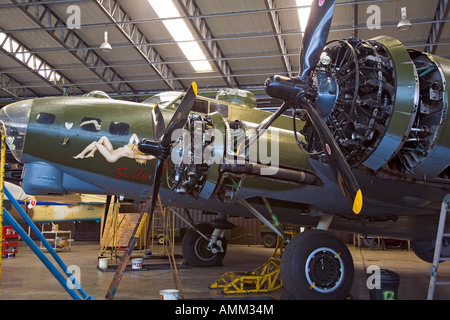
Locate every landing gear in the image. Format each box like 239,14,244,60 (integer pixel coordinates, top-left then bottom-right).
281,229,354,300
181,223,227,267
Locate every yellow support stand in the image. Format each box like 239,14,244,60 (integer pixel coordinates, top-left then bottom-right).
209,236,284,294
149,205,175,257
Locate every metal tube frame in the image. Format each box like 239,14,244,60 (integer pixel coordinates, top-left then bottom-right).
3,187,94,300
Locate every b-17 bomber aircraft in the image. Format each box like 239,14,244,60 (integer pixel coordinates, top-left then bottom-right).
1,0,449,299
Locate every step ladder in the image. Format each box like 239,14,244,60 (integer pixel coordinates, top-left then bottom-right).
427,194,450,300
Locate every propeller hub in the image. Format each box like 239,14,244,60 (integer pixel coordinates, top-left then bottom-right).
138,139,170,159
264,75,314,105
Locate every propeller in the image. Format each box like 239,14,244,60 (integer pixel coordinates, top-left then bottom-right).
248,0,363,214
138,82,198,216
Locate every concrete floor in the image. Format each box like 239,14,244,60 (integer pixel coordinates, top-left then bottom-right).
1,240,450,300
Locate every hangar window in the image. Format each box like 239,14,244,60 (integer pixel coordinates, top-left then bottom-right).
192,99,208,114
36,112,56,125
80,117,102,132
210,102,228,118
109,121,130,136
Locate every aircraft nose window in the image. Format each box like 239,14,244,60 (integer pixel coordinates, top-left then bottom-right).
0,100,31,162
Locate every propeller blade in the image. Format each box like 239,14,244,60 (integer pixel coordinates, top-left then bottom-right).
299,0,336,77
146,158,165,216
142,158,165,245
259,1,361,213
300,97,362,214
161,82,198,147
152,104,165,141
138,82,198,157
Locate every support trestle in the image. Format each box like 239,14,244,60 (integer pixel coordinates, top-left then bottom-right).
209,236,284,294
209,198,286,294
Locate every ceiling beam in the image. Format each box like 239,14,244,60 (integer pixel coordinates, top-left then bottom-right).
3,0,398,34
425,0,450,54
264,0,294,77
0,72,39,99
0,0,92,10
176,0,238,88
94,0,184,91
0,27,77,95
11,0,137,96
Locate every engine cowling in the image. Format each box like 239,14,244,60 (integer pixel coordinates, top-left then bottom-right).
282,36,449,184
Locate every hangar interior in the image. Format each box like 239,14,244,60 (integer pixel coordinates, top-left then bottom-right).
0,0,449,301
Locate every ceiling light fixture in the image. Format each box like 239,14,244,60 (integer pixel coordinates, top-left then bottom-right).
296,0,313,32
148,0,213,72
100,30,112,53
397,7,412,31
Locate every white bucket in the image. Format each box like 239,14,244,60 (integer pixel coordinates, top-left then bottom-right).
98,258,108,269
159,289,179,300
132,258,143,269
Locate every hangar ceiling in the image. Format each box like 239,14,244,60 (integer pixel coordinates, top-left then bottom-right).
0,0,448,109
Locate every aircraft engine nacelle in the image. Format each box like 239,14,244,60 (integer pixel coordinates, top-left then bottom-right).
267,36,449,184
166,112,227,200
165,110,321,202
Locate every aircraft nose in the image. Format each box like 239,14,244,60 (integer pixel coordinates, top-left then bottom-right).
0,100,32,162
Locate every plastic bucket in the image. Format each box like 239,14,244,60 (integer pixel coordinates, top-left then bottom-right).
132,258,143,269
98,258,108,269
159,289,179,300
369,269,400,300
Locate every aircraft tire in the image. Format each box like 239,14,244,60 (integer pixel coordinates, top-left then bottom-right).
280,229,354,300
182,223,227,267
411,240,435,263
262,233,277,248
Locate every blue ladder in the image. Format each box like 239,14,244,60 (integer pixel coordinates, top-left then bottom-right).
2,187,95,300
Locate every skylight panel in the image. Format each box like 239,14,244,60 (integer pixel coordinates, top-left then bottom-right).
148,0,213,72
0,31,62,84
296,0,313,32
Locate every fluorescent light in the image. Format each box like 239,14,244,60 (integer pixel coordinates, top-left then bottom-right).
148,0,213,72
296,0,313,32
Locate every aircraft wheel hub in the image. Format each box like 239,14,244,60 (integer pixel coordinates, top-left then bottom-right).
305,247,344,293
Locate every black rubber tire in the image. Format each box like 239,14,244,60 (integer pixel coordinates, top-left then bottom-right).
280,229,354,300
181,223,227,267
411,240,435,263
262,233,277,248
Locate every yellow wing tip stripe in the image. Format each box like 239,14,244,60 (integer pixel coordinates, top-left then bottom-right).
353,189,363,215
192,82,198,96
236,141,244,156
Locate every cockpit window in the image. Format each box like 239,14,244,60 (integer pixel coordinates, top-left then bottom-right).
142,92,183,108
36,112,56,125
80,117,102,132
192,99,208,114
210,102,228,118
0,100,32,162
109,121,130,136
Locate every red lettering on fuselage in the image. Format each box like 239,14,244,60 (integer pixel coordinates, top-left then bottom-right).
114,162,167,182
114,166,150,181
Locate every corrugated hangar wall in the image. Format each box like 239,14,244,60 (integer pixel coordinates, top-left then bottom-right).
171,208,261,245
35,206,352,246
40,208,262,245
